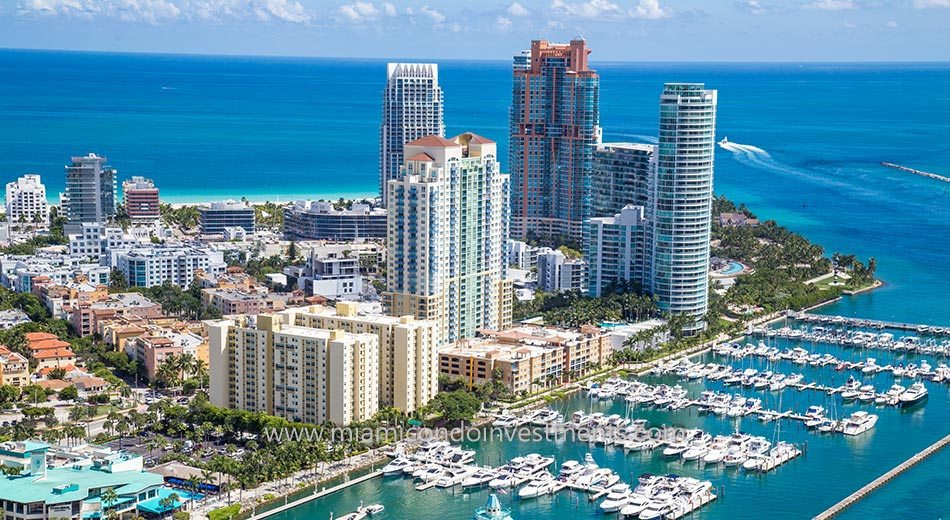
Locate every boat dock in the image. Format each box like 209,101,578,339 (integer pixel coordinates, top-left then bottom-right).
246,470,383,520
813,432,950,519
791,311,950,336
881,162,950,184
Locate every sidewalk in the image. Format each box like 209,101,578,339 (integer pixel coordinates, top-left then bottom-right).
191,449,386,519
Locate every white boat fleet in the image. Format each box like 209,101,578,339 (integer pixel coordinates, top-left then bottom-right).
752,323,950,356
788,312,950,338
711,341,950,385
382,441,720,517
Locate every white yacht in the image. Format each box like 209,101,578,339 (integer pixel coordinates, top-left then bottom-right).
517,472,557,499
382,457,412,476
488,472,518,489
462,467,497,488
841,411,879,436
898,382,929,407
598,483,632,513
492,414,521,428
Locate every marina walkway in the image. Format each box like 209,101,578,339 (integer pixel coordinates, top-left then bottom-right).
246,470,383,520
812,432,950,519
792,311,950,335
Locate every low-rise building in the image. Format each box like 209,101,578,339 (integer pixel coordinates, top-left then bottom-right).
125,328,205,381
109,246,226,288
201,288,300,316
288,246,364,300
0,441,167,520
508,240,541,271
0,254,110,293
198,200,255,236
537,249,587,294
67,292,163,338
439,324,610,394
0,346,29,387
67,222,149,259
0,309,31,329
283,200,386,241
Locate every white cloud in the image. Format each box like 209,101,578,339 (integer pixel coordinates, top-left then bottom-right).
550,0,669,20
337,1,380,22
381,2,396,16
419,5,445,23
741,0,767,14
803,0,857,10
630,0,669,19
913,0,950,7
885,20,897,27
507,2,530,16
496,15,513,31
252,0,311,24
18,0,181,23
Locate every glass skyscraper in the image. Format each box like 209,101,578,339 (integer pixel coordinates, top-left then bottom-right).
509,39,601,244
379,63,444,207
653,83,718,330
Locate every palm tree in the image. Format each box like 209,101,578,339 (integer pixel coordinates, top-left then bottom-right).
100,488,119,516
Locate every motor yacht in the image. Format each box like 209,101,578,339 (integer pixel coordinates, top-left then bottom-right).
898,382,929,407
841,411,879,436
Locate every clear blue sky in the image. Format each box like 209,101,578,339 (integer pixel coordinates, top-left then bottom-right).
1,0,948,61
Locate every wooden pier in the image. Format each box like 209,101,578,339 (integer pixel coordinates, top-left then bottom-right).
812,432,950,519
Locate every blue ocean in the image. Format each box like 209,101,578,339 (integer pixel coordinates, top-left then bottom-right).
1,50,948,518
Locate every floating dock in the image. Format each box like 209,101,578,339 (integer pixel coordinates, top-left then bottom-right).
813,432,950,519
881,162,950,184
791,311,950,335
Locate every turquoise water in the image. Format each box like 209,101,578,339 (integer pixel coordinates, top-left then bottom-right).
1,52,947,324
2,50,949,517
270,323,950,519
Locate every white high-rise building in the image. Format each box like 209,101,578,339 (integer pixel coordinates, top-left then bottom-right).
5,174,49,228
654,83,718,330
585,205,651,296
64,153,117,224
379,63,444,206
385,133,512,345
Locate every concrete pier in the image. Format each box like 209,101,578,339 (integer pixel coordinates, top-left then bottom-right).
812,432,950,519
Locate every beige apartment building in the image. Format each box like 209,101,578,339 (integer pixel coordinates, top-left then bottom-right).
439,325,611,395
207,313,379,426
278,302,438,414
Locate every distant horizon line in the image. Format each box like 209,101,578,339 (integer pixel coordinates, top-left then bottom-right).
2,46,949,66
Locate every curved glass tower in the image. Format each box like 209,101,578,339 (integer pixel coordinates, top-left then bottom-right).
653,83,717,331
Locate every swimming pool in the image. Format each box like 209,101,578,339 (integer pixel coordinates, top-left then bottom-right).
719,261,745,276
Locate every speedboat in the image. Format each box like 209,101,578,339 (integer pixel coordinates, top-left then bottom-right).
898,382,929,408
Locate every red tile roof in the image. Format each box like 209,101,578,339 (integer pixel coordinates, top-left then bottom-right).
25,332,58,342
33,348,76,360
28,339,72,351
457,132,495,145
407,152,435,162
405,135,457,148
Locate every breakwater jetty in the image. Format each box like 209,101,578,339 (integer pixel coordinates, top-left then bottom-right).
813,432,950,519
881,162,950,183
246,470,383,520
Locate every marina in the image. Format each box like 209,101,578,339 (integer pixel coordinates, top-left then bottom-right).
264,315,950,520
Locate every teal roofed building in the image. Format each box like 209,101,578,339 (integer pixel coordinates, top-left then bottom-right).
0,440,167,519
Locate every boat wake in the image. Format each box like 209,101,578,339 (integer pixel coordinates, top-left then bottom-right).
717,140,885,201
613,133,659,144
